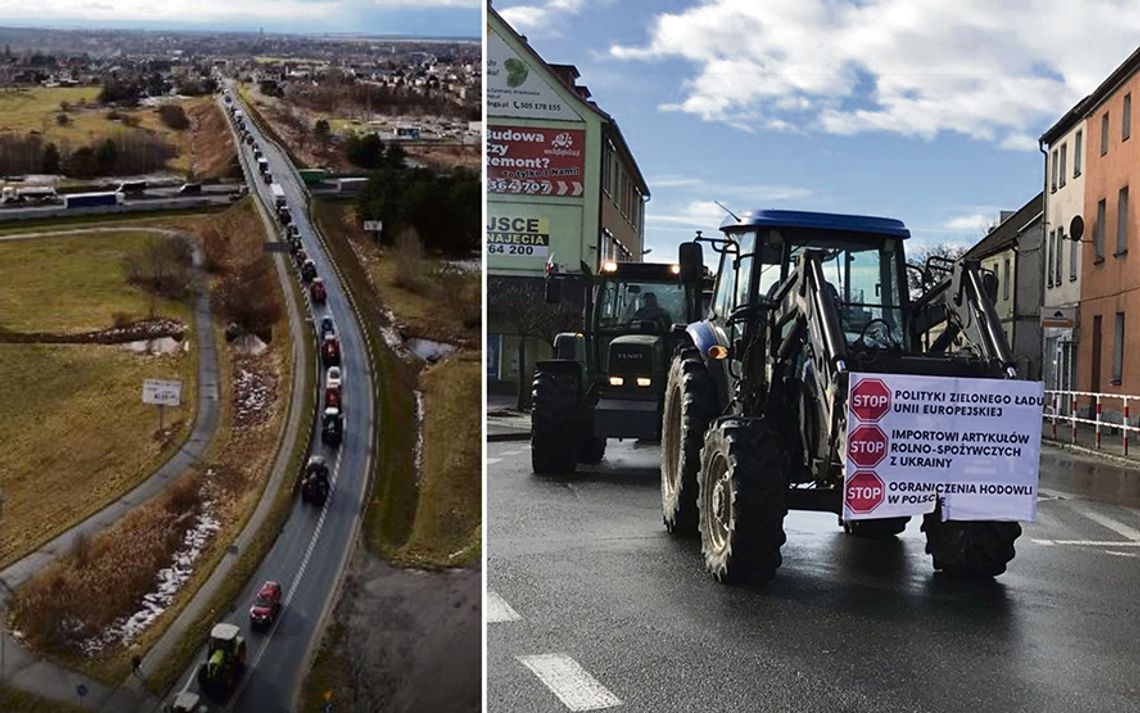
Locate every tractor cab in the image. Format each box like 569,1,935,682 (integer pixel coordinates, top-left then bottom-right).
196,623,246,698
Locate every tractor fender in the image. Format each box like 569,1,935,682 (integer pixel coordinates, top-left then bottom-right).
684,321,730,410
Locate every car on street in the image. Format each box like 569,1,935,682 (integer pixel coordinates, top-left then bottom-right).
325,366,342,390
325,385,341,409
319,316,336,338
310,278,327,304
321,334,341,366
321,406,344,446
248,580,282,629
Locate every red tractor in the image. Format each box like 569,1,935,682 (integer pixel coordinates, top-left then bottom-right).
325,385,341,409
310,277,327,304
321,334,341,366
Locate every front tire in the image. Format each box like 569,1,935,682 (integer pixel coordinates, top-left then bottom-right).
698,419,788,584
661,349,716,537
922,513,1021,578
531,369,579,475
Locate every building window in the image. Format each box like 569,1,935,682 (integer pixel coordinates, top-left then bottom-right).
1059,144,1067,187
1096,198,1107,260
1070,229,1078,280
1051,149,1058,191
1118,186,1130,255
1047,229,1054,287
1102,112,1110,155
1125,93,1132,141
1056,226,1063,281
1114,312,1125,385
1002,259,1010,300
601,141,613,196
1074,129,1083,177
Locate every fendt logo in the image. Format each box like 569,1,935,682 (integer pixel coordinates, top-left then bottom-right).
850,378,891,422
846,471,885,514
847,425,889,468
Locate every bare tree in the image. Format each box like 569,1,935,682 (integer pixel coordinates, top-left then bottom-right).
906,242,969,298
488,278,581,410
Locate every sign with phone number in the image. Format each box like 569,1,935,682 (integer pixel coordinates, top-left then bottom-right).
486,215,550,258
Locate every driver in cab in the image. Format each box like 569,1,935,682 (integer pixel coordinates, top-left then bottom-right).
632,292,672,326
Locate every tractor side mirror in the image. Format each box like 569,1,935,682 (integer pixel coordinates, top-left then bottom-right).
545,279,562,304
679,241,704,284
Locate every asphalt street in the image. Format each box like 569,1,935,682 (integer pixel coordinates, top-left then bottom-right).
170,91,376,711
487,439,1140,713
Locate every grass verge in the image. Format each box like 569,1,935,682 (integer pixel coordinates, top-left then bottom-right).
0,686,88,713
392,354,481,567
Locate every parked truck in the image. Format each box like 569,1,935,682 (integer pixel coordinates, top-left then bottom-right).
64,191,123,209
1,186,59,204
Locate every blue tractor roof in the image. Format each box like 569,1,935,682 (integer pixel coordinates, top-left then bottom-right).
720,209,910,239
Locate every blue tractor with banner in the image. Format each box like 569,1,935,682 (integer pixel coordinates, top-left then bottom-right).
661,209,1042,584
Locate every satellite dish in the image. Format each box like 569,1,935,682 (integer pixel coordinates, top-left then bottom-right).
1070,215,1085,241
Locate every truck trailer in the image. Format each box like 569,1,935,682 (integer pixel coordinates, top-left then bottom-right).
270,183,286,208
64,192,123,209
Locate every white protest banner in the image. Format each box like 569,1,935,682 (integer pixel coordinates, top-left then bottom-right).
844,372,1043,522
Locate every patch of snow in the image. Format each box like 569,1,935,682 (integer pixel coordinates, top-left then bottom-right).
80,504,220,655
443,258,480,273
414,390,424,484
120,336,182,354
407,338,457,363
232,334,268,356
234,366,275,427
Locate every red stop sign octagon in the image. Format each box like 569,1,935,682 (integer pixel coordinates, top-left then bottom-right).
848,424,889,468
846,471,885,514
851,378,891,422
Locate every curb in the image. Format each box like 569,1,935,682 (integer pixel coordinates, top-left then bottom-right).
1042,439,1140,469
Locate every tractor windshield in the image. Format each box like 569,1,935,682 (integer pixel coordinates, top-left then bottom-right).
786,234,906,347
595,280,687,331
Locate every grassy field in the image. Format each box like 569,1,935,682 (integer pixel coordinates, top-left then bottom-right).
0,687,88,713
396,353,481,566
0,341,194,569
0,230,193,334
0,86,213,174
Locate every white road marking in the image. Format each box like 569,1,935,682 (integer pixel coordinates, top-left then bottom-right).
1105,550,1138,558
518,653,622,711
486,457,503,465
498,449,524,457
1079,509,1140,541
487,590,521,623
1031,538,1140,547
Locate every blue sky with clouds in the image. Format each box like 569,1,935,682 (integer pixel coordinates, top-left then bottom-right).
0,0,480,37
495,0,1140,257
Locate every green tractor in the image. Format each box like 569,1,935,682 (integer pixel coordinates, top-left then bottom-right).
531,260,709,474
196,623,246,698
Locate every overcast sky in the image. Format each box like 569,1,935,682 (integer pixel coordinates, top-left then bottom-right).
0,0,481,36
497,0,1140,256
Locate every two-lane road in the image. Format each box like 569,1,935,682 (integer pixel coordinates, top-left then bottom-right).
488,439,1140,712
170,91,376,711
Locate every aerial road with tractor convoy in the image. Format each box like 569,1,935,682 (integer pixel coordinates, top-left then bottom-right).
161,86,375,712
487,208,1140,712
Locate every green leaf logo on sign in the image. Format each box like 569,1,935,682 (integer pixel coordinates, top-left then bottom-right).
505,58,528,87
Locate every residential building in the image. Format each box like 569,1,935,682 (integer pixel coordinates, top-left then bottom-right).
1039,102,1088,398
1074,47,1140,401
486,6,649,394
962,193,1045,379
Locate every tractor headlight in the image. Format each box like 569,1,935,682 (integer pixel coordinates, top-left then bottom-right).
609,376,624,387
636,377,652,387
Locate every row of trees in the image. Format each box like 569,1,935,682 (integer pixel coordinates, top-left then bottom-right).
356,161,479,256
0,132,175,177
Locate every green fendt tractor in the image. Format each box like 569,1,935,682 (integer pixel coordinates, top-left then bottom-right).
196,623,246,698
662,209,1031,584
531,260,709,475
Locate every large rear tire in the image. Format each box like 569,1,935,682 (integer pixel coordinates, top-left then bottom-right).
661,349,716,537
698,419,788,584
922,513,1021,578
531,369,579,475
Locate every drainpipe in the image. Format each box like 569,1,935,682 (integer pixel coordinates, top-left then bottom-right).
1039,138,1050,387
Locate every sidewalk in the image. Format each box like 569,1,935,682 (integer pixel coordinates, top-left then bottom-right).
1043,417,1140,462
487,394,530,442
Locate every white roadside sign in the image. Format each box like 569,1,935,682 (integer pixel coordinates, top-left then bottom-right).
843,372,1044,523
363,220,382,232
142,378,182,407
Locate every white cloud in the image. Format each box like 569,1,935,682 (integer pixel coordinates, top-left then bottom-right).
611,0,1140,149
942,213,993,233
499,0,587,31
